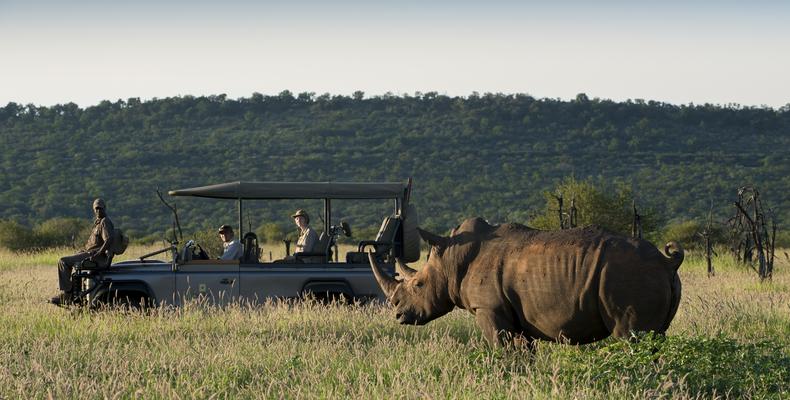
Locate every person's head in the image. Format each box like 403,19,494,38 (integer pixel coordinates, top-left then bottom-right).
92,198,106,218
291,209,310,229
218,224,234,242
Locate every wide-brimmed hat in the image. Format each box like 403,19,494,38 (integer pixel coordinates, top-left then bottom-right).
92,198,106,209
291,209,310,222
218,224,233,233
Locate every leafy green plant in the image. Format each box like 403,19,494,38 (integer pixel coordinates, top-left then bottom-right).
32,217,91,249
529,177,663,241
563,333,790,398
255,222,286,244
662,219,727,250
0,220,34,251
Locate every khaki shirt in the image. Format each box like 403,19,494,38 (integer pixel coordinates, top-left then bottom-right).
85,217,113,253
295,227,318,253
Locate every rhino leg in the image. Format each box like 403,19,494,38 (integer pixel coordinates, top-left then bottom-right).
599,261,673,338
474,308,528,347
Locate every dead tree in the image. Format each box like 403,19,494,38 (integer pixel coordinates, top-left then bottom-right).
729,186,777,281
631,200,643,239
552,193,565,229
568,196,578,229
552,193,578,229
697,207,717,278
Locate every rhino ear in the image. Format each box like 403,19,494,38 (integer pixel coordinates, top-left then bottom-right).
417,227,449,248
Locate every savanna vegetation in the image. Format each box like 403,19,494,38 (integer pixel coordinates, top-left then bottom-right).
1,92,787,397
1,93,788,244
0,245,787,398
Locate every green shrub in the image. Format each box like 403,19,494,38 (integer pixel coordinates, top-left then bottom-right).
529,177,663,241
255,222,286,244
775,230,790,248
558,333,790,398
662,219,727,250
0,220,35,251
32,217,91,249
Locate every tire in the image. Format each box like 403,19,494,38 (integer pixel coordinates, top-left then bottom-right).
400,203,421,263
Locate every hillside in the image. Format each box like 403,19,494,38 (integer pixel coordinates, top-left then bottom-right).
1,92,788,239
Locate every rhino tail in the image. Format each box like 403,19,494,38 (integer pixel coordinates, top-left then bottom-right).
663,241,684,271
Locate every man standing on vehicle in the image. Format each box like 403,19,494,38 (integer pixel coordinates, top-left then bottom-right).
218,224,242,260
51,198,114,306
292,209,318,254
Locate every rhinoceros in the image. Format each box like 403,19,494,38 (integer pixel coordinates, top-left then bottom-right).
368,217,683,346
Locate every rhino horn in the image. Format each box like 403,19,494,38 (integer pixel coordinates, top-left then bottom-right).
368,251,398,297
417,227,448,247
395,258,417,279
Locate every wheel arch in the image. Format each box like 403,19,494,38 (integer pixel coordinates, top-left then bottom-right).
94,280,156,306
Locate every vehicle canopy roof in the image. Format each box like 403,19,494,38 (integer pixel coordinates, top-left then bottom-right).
168,181,409,200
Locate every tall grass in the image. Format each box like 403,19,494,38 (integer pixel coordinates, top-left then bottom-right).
0,246,787,398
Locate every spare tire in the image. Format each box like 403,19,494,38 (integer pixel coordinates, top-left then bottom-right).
400,203,421,263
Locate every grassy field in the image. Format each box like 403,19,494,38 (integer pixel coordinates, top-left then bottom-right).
0,244,787,399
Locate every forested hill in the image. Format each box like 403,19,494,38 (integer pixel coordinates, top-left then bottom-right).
1,92,788,239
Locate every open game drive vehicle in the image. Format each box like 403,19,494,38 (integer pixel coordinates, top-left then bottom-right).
69,180,420,308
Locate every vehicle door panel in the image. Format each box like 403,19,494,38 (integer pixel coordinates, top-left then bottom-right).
175,260,239,305
239,264,328,302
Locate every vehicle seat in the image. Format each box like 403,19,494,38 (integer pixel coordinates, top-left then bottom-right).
345,215,401,264
242,232,260,263
294,232,332,263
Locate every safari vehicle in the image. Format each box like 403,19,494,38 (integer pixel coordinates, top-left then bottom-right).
70,180,420,308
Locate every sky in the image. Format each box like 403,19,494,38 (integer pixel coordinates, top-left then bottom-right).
1,0,789,108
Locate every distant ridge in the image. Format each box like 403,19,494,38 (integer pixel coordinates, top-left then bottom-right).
1,92,788,236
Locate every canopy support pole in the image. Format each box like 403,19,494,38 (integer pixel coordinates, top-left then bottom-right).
238,198,243,236
324,199,331,234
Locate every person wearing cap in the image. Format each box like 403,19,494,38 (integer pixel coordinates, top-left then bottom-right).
292,209,318,254
218,224,242,260
51,198,114,305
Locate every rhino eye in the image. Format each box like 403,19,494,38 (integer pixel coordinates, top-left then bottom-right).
414,281,424,288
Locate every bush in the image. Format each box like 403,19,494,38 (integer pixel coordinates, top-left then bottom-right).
0,220,35,251
0,218,96,251
559,333,790,398
661,219,727,250
775,230,790,248
32,217,91,248
255,222,286,244
529,177,663,241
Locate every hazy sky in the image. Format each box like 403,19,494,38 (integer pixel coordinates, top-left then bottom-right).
2,0,789,108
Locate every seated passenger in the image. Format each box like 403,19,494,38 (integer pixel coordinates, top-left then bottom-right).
218,224,242,260
292,209,318,254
